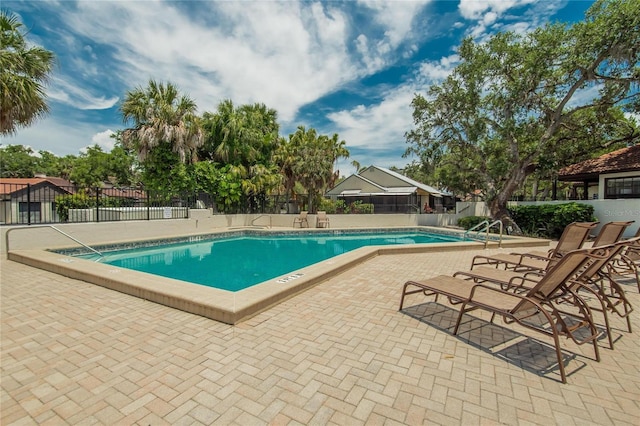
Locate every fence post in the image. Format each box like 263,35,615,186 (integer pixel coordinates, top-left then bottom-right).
95,188,100,222
27,183,31,225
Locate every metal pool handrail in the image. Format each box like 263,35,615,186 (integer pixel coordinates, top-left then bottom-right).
464,219,504,248
251,214,272,228
5,225,103,258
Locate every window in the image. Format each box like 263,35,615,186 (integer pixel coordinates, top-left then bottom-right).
18,202,41,223
605,176,640,199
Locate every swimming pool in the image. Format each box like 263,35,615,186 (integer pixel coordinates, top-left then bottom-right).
8,226,544,324
79,230,464,291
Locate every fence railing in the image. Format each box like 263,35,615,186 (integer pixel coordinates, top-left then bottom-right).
0,183,316,225
0,183,194,225
0,181,450,226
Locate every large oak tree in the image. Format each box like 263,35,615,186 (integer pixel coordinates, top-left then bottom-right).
406,0,639,231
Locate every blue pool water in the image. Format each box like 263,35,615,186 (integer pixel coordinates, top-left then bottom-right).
81,231,464,291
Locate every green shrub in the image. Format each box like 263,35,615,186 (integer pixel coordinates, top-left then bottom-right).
318,198,339,214
55,193,92,222
509,202,596,239
350,201,374,214
457,216,490,230
318,199,373,214
334,199,346,213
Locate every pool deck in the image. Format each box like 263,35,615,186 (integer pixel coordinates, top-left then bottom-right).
2,238,640,424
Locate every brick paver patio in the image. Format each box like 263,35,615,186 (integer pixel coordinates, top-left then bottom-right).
2,246,639,425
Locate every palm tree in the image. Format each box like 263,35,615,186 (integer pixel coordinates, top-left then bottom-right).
286,126,349,213
120,80,203,164
0,10,55,135
204,99,244,163
351,160,362,174
201,100,280,166
325,133,349,189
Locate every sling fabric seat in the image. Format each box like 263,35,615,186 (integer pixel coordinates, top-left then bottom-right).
517,221,632,269
400,247,608,383
293,211,309,228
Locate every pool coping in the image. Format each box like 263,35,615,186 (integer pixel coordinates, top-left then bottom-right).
7,226,549,324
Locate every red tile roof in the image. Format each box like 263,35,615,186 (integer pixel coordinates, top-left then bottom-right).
0,177,75,195
558,144,640,181
0,178,143,198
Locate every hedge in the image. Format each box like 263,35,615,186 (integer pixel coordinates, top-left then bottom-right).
508,202,597,239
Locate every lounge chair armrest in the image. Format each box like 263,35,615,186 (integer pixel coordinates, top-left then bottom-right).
505,274,540,291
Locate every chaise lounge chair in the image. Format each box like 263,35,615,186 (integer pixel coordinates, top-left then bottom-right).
400,247,608,383
293,211,309,228
455,237,639,349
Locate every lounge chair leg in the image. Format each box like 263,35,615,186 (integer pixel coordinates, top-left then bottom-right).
603,308,614,350
594,292,614,350
576,284,614,350
591,322,601,362
554,340,567,384
452,303,470,335
399,284,408,310
550,323,568,384
399,282,431,310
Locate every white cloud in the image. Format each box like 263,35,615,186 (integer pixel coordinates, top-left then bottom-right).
58,1,365,121
458,0,536,20
353,0,433,72
48,77,119,110
326,53,457,168
36,0,435,123
358,0,432,47
327,85,416,150
418,54,459,84
90,129,116,152
458,0,554,40
3,116,117,158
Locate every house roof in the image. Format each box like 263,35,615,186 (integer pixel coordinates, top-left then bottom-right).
0,178,143,198
558,144,640,182
326,166,444,198
0,177,73,186
0,177,75,196
369,166,443,196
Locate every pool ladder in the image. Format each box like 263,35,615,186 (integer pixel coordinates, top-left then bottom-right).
464,220,504,248
5,225,103,259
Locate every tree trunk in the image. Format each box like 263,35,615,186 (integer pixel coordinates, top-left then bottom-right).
488,200,522,235
539,186,550,201
487,163,534,235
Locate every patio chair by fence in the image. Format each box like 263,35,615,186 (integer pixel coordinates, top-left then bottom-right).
316,211,330,228
293,211,309,228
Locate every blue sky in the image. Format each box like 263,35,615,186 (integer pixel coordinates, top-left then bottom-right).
3,0,595,176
